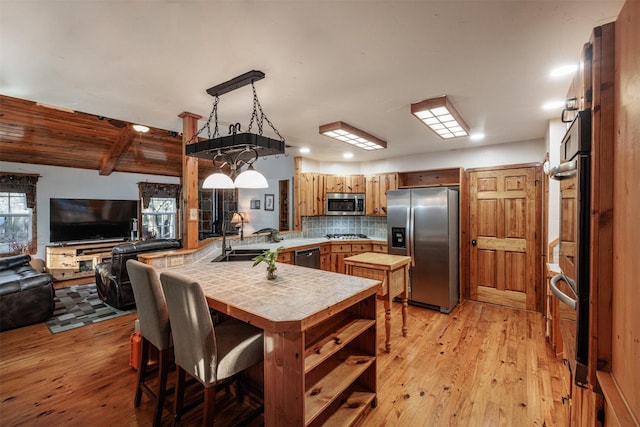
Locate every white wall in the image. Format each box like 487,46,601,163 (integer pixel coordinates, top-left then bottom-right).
301,138,546,174
236,155,294,234
1,161,179,260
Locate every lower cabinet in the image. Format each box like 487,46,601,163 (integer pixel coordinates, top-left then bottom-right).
277,250,294,264
303,293,377,426
278,240,386,273
330,242,374,274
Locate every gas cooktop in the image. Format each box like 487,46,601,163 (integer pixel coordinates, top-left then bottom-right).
325,233,369,240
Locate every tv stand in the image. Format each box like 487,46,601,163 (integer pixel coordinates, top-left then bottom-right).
46,241,121,281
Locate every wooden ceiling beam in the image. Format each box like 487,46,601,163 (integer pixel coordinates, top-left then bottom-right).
99,125,135,176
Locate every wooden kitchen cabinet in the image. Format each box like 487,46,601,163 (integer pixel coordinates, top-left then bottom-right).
372,242,388,253
277,250,294,264
351,243,372,253
297,172,325,217
325,175,365,193
365,173,398,215
345,175,365,193
330,242,376,274
320,245,331,271
397,167,462,188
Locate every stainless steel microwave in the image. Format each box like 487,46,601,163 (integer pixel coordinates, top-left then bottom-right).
325,193,365,216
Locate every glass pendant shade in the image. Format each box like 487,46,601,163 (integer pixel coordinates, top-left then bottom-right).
202,172,234,189
234,165,268,188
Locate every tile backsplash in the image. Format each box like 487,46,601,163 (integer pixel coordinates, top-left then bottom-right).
302,216,387,238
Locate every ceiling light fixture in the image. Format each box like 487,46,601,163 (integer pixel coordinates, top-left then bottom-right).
319,121,386,151
550,64,578,77
186,70,285,189
542,100,565,110
410,96,469,140
132,124,150,133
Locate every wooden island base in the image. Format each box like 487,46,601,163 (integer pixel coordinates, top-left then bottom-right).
344,252,412,352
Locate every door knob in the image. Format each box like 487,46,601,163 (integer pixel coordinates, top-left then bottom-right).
471,239,477,246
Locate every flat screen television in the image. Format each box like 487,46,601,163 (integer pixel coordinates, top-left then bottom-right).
50,198,138,243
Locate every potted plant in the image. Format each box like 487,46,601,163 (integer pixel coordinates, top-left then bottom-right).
252,246,285,280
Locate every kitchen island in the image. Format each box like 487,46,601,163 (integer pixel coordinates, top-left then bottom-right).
164,259,381,426
344,252,411,352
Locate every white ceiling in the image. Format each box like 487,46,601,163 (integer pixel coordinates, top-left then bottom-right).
0,1,623,163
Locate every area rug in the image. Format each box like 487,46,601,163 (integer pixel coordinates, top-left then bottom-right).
46,283,135,334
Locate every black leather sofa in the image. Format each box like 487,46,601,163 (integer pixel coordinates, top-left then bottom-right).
95,239,182,310
0,254,55,332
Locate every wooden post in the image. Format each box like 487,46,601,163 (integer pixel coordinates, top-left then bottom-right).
178,112,202,250
293,156,302,231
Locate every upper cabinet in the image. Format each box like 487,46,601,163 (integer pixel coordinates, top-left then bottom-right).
365,173,398,216
325,175,365,193
296,172,325,218
397,167,462,188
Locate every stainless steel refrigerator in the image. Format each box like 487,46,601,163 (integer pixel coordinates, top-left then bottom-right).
387,187,459,313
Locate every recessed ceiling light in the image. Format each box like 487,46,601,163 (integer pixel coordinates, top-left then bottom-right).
132,124,150,133
470,133,485,141
299,147,310,154
542,100,565,110
343,152,353,159
550,64,578,77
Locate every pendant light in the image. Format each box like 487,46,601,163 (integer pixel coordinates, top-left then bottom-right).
186,70,286,189
234,164,268,188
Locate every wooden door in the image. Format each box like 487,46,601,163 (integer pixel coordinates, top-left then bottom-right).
468,165,541,311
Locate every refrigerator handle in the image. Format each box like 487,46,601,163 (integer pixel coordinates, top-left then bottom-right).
408,207,415,267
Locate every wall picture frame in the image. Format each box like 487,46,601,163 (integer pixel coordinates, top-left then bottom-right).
264,194,274,211
250,199,260,209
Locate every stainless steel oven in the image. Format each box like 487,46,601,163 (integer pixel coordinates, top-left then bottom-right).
550,109,591,387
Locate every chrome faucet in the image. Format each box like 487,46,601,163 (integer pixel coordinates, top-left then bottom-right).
221,225,232,256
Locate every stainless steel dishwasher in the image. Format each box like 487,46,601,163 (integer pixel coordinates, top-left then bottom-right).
294,247,321,269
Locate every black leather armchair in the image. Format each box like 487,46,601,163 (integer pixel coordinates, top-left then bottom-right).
95,239,181,310
0,254,55,331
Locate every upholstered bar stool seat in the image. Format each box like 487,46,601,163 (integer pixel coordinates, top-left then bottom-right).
127,260,173,427
160,270,264,426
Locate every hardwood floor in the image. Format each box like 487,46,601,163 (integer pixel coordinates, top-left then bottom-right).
0,298,566,426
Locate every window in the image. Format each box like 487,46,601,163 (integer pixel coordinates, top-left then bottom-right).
142,197,177,239
138,182,181,240
0,174,38,255
0,192,33,254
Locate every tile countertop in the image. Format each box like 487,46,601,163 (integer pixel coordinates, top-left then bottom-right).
235,236,387,252
162,259,381,330
137,235,388,267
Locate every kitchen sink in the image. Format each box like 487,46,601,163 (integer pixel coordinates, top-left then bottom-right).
212,248,268,262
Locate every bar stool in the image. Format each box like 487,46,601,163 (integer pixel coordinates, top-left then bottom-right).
127,260,172,427
160,270,264,426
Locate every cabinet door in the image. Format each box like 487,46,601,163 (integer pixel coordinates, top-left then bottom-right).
379,173,398,215
298,173,324,216
320,254,330,271
330,253,349,274
325,175,345,193
365,175,381,215
351,243,372,254
278,251,294,264
345,175,365,193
